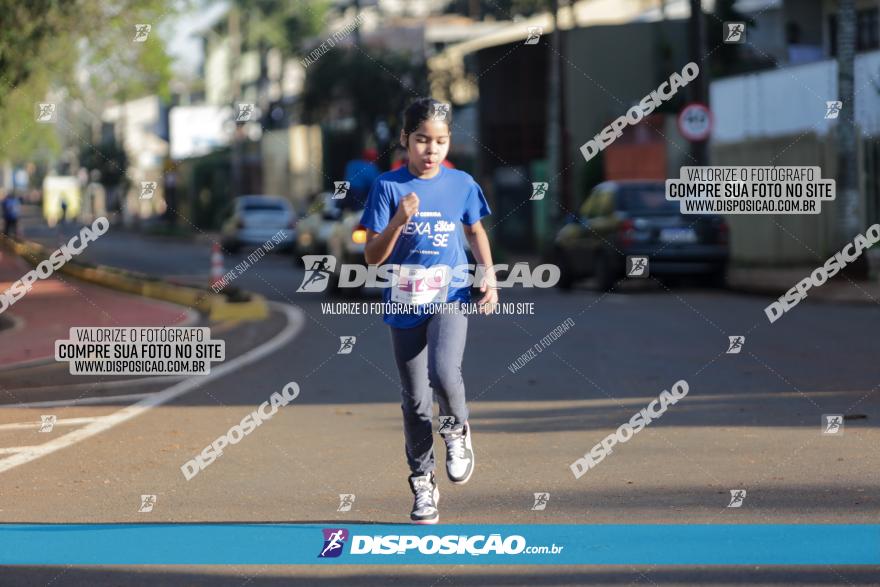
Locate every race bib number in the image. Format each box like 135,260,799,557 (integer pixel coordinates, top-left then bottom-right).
391,265,450,306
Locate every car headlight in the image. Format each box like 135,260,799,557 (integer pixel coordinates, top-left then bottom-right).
351,227,367,245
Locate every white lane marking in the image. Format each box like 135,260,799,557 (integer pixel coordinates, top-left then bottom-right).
7,392,157,409
0,417,104,431
0,302,305,474
0,447,38,455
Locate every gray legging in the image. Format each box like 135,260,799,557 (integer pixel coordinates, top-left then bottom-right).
389,305,469,476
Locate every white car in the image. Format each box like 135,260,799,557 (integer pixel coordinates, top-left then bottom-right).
221,195,296,253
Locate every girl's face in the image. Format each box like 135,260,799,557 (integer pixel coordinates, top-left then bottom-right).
401,119,450,177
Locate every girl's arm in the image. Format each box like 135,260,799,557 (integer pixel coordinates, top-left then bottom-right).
364,223,405,265
462,220,499,314
364,192,420,265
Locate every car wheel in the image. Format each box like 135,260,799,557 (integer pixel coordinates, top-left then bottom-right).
702,266,727,288
594,252,618,292
222,239,240,254
554,248,575,291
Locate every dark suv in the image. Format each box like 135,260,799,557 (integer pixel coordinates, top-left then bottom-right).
553,180,729,290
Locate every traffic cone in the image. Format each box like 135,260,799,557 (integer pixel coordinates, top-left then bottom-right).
210,242,224,288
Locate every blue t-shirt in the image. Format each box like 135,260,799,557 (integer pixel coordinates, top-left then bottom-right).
359,165,491,329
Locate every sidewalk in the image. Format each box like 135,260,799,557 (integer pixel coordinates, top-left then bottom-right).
516,251,880,304
0,248,195,370
726,265,880,304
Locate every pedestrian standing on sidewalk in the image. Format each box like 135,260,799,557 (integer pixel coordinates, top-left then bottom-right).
360,97,498,524
2,191,21,238
59,197,68,227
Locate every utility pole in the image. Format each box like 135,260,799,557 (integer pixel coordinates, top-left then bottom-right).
352,0,361,44
557,1,571,215
687,0,708,165
836,0,860,247
544,0,561,252
230,7,242,199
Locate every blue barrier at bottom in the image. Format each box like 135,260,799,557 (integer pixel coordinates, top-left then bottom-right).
1,524,877,565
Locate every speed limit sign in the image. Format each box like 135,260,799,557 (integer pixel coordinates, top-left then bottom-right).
678,103,713,142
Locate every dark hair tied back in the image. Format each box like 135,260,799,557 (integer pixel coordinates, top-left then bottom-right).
402,97,452,138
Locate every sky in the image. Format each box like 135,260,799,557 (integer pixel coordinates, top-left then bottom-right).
163,0,230,76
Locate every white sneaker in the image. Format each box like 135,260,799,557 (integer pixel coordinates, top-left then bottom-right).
441,421,474,484
408,471,440,524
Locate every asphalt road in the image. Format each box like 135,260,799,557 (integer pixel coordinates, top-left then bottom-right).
0,220,878,585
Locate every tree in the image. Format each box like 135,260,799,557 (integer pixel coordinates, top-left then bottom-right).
301,47,429,148
233,0,329,56
835,0,864,277
0,0,182,162
79,140,128,190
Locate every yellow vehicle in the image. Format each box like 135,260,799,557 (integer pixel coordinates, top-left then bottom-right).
42,176,80,227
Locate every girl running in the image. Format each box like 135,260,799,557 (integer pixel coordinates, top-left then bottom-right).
360,97,498,524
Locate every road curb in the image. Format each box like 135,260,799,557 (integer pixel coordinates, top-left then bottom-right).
1,237,269,322
726,267,880,304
